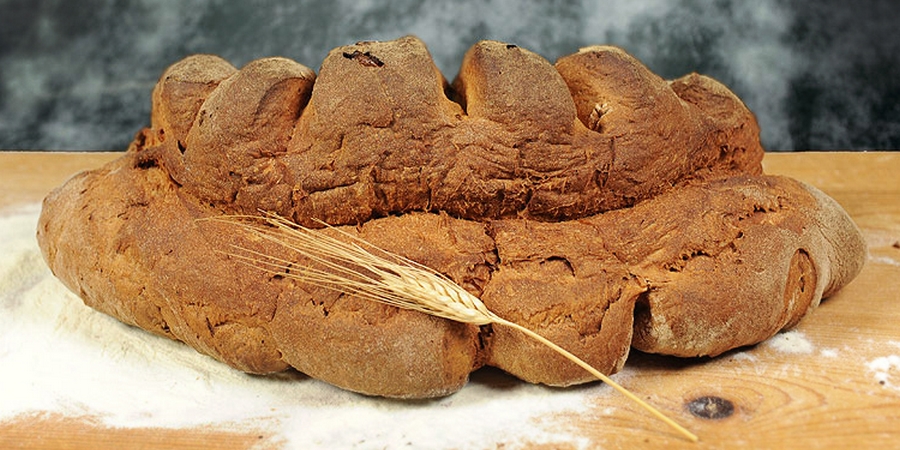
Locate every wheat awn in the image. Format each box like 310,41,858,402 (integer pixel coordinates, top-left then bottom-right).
211,213,699,442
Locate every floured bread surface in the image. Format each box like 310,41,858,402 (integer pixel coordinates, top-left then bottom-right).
37,36,865,398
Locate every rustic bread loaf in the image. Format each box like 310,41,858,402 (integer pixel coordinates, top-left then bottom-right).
37,36,865,398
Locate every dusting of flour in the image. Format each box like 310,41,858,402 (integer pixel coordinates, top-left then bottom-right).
0,205,593,449
763,330,814,354
867,355,900,391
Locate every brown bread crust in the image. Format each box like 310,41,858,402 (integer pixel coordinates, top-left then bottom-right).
37,36,865,398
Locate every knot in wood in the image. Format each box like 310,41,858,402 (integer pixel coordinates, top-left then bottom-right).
686,396,735,420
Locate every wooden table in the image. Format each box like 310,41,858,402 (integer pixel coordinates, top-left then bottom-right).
1,151,898,449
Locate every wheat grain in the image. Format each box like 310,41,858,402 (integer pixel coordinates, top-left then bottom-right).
211,213,699,442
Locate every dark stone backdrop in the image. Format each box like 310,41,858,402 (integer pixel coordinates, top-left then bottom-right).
1,0,898,151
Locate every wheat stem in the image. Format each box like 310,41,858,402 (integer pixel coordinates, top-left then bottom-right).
491,317,698,442
210,213,698,442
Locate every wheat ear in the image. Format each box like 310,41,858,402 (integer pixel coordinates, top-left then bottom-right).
213,213,698,442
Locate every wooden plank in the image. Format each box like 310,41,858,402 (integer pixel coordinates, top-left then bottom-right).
1,151,898,448
0,152,121,209
0,413,271,450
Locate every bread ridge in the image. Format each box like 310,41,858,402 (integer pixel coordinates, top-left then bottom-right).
135,36,763,226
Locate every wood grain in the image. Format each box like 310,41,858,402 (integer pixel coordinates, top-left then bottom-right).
1,151,898,449
0,152,120,209
0,413,272,450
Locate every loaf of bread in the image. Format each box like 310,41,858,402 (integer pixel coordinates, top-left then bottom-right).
37,36,865,398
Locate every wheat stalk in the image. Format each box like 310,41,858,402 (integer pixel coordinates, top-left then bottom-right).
212,212,698,442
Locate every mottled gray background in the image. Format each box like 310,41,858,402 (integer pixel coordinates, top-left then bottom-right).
1,0,898,151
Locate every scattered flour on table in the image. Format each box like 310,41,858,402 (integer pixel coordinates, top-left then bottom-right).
869,255,900,268
0,206,595,449
867,355,900,391
762,330,814,354
729,352,758,362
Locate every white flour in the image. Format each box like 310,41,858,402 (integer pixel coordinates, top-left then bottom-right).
870,254,900,268
867,355,900,391
0,205,593,449
763,330,814,354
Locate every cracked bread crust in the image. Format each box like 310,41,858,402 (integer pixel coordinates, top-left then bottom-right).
37,36,865,398
138,36,763,225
